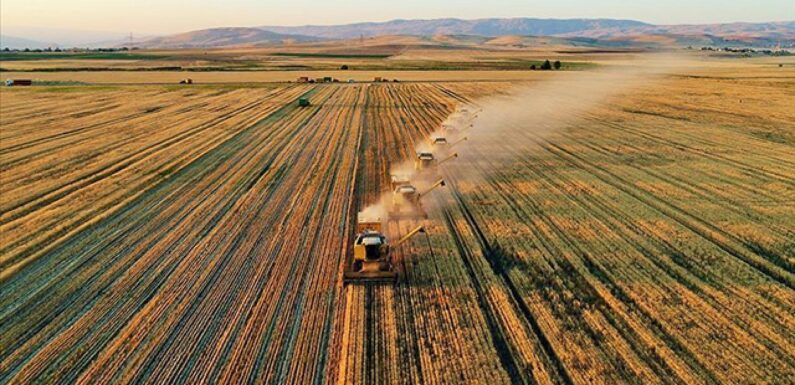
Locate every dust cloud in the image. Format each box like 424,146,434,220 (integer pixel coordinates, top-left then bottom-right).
362,53,689,228
440,53,689,189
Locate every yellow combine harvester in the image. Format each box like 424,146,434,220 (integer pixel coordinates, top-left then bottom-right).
431,136,468,151
343,214,426,283
415,152,458,172
390,179,446,219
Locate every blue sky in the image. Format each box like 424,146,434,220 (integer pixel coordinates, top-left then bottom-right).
2,0,793,35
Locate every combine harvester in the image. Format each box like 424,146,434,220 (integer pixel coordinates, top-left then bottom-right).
430,136,468,154
415,152,458,172
343,213,427,284
442,106,480,134
389,179,446,219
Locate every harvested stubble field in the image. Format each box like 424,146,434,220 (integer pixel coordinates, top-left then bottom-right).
1,63,794,385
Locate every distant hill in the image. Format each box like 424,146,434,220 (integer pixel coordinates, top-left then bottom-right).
560,21,795,48
260,18,651,39
10,18,790,49
0,35,58,49
134,27,320,49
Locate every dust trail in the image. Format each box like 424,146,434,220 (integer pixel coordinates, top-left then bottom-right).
440,53,688,194
363,54,686,227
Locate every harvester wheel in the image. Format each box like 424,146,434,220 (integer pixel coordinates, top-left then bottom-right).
353,260,363,272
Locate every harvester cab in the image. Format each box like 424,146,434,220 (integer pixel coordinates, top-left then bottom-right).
415,152,436,171
390,179,445,219
431,137,449,146
344,212,426,284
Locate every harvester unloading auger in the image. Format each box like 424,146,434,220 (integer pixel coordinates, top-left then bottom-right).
343,214,427,284
389,179,446,219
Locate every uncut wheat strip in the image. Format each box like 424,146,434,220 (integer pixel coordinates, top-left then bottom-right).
435,203,565,384
597,106,795,170
575,115,790,205
571,183,795,360
434,208,517,381
583,111,795,192
620,80,795,136
547,211,785,382
498,115,795,316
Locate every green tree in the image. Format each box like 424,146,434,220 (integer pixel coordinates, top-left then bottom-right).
554,60,562,70
541,60,552,70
